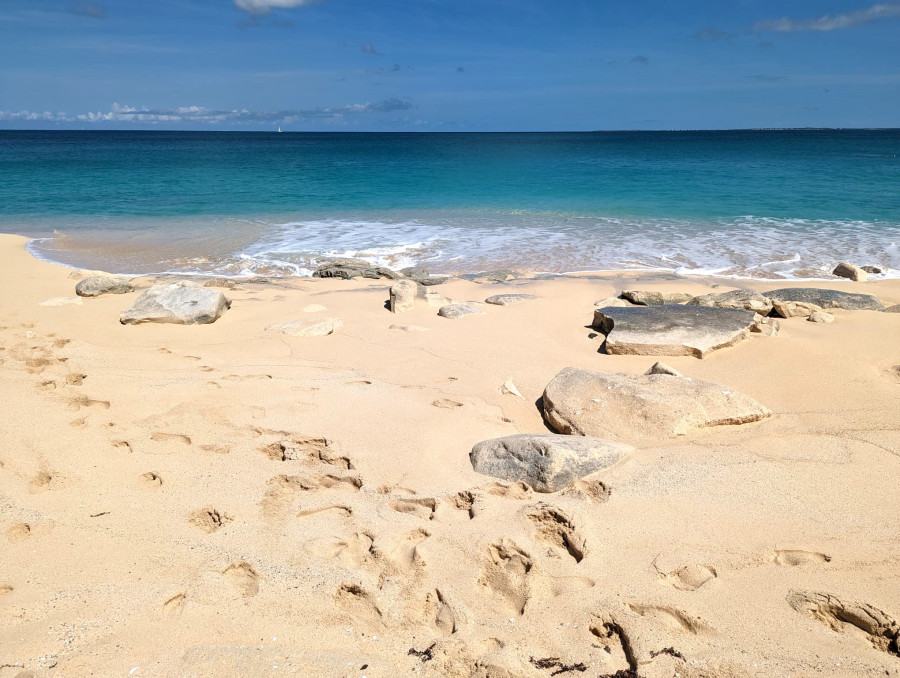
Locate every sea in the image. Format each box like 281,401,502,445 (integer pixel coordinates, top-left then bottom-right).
1,129,898,280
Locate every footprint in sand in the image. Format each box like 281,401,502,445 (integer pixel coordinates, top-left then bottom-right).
6,522,31,542
260,436,352,468
304,531,378,571
67,395,110,411
526,504,586,563
432,398,463,409
423,588,458,635
223,561,260,597
140,472,163,488
334,583,382,629
661,564,718,591
626,603,711,635
261,472,362,515
296,504,353,519
389,497,437,521
151,432,192,445
29,471,57,494
772,550,831,566
485,481,533,500
163,592,187,616
449,490,481,519
65,373,86,386
563,478,611,503
189,507,232,533
787,590,900,655
0,585,13,595
385,527,431,570
112,440,133,453
479,539,533,615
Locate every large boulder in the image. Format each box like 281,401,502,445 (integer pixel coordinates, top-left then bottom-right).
390,279,420,313
763,288,885,311
593,305,758,358
120,281,230,325
470,434,633,492
313,258,398,280
621,290,693,306
832,262,868,282
76,275,134,297
542,367,771,444
687,289,773,315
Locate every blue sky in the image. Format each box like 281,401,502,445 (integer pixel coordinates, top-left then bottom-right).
1,0,898,130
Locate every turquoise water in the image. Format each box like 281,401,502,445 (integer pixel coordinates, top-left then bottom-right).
1,130,898,278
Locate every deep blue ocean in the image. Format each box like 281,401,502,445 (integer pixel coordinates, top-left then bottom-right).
1,130,898,278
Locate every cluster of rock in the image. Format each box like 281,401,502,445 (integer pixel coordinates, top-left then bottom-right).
832,261,884,282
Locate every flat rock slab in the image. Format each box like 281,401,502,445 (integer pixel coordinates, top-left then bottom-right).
470,433,633,492
687,289,773,314
76,275,134,297
313,258,398,280
885,304,900,314
593,305,757,358
438,303,484,319
267,318,342,337
764,287,886,311
622,290,693,306
39,296,83,307
542,367,771,445
485,294,537,306
120,281,230,325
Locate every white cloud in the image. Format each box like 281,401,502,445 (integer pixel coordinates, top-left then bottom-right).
753,3,900,32
233,0,316,15
0,99,413,125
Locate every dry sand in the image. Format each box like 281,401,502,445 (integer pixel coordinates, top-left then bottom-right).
1,233,898,677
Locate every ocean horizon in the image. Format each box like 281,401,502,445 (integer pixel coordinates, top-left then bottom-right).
2,128,898,280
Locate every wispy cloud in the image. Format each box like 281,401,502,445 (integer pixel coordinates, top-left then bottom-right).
0,99,414,125
68,1,106,19
693,27,733,42
233,0,316,15
753,3,900,32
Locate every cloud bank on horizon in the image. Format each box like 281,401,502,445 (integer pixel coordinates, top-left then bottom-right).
1,0,898,130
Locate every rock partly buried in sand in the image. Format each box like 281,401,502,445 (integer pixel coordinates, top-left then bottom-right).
594,297,628,308
832,262,868,282
203,278,240,289
458,269,520,283
645,361,683,377
885,304,900,314
438,303,484,319
621,290,694,306
390,279,420,313
687,289,774,315
120,281,230,325
808,310,835,324
75,275,134,297
751,317,780,336
592,305,757,358
861,265,884,275
313,258,398,280
39,296,83,307
771,300,822,319
542,367,771,444
470,433,633,492
267,318,342,337
764,287,886,311
484,294,537,306
399,266,446,286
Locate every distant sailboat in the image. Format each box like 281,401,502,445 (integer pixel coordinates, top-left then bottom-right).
277,126,282,133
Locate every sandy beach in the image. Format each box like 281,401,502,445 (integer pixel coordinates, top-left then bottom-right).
1,232,899,677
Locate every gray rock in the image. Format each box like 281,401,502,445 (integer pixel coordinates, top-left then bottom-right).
861,265,883,275
313,258,398,280
390,279,420,313
592,305,757,358
764,288,886,311
75,275,134,297
751,318,780,336
469,433,633,493
484,294,537,306
885,304,900,313
267,317,342,337
438,303,484,319
808,310,835,324
687,289,774,315
458,269,520,283
203,278,240,289
120,281,230,325
400,267,446,286
621,290,694,306
542,367,771,445
832,262,868,282
594,297,628,308
645,361,683,377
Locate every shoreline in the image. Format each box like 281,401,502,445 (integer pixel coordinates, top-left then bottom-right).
2,233,899,677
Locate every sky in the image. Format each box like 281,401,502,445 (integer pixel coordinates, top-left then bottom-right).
1,0,898,131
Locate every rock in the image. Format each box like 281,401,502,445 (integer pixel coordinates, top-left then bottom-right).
266,318,342,337
763,287,886,311
469,433,633,492
484,294,537,306
203,278,239,289
542,367,771,444
645,362,682,377
832,262,868,282
885,304,900,314
592,305,757,358
400,267,446,286
75,275,134,297
687,289,774,315
751,318,780,336
808,310,835,324
621,290,694,306
438,304,484,319
594,297,628,307
499,378,525,399
771,300,822,319
39,296,83,307
422,290,452,308
120,281,230,325
861,265,883,274
390,279,420,313
458,269,520,283
312,258,398,280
